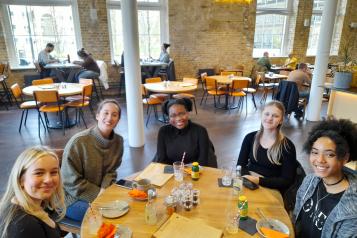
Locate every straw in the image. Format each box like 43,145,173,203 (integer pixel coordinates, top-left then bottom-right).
181,152,186,165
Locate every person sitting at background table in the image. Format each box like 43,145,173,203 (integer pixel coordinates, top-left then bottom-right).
237,100,297,193
38,42,61,79
154,98,217,168
153,43,171,77
61,99,123,222
70,48,100,82
0,146,65,238
283,53,298,70
256,51,272,72
294,118,357,238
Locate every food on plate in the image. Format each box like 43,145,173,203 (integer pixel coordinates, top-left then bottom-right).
128,189,148,199
97,223,117,238
260,227,289,238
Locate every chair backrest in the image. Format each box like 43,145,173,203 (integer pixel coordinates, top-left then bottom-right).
83,84,93,98
183,77,198,85
10,83,22,99
0,63,5,74
279,70,290,76
146,77,161,84
33,90,60,104
32,78,54,85
141,84,148,97
33,60,42,73
197,68,215,78
221,71,237,76
275,80,300,114
205,77,217,89
200,72,207,80
79,78,93,85
231,79,249,91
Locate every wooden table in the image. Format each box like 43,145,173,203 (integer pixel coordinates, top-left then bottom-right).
144,81,197,94
44,62,81,69
22,83,83,97
81,165,294,238
206,75,252,110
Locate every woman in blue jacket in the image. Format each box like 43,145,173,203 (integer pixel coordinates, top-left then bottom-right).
293,118,357,238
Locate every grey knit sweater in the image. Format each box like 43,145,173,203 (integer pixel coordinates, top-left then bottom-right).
61,126,124,206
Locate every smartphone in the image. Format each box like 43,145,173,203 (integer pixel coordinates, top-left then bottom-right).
115,179,133,189
243,177,259,190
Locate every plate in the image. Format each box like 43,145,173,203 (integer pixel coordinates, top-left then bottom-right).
130,196,148,201
99,200,129,218
116,224,132,238
39,85,56,89
256,218,289,237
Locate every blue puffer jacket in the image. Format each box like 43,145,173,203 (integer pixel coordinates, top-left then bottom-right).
293,171,357,238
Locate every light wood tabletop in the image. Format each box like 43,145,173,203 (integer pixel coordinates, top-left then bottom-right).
264,73,288,80
144,81,197,94
44,62,81,69
81,164,294,238
22,83,83,97
208,75,252,85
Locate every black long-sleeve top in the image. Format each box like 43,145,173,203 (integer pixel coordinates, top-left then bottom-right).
237,131,297,191
5,204,61,238
155,121,217,167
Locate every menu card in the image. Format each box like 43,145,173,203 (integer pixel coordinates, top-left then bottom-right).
153,213,223,238
134,163,173,187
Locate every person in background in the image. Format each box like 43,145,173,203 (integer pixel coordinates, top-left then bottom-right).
237,100,297,194
71,48,100,82
0,146,65,238
284,53,298,70
159,43,170,63
61,99,123,222
287,63,312,99
294,118,357,238
38,43,60,78
256,51,271,72
155,98,217,168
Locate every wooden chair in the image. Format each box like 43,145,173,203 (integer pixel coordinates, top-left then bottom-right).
0,62,13,106
145,77,169,101
229,79,249,115
257,72,274,104
32,77,54,85
65,79,95,118
65,84,93,128
242,74,261,109
142,85,163,126
33,90,67,137
221,71,238,76
172,78,198,114
11,83,46,132
53,148,81,238
204,77,226,107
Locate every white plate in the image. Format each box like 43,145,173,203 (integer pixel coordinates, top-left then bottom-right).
256,218,289,237
116,224,132,238
99,200,129,219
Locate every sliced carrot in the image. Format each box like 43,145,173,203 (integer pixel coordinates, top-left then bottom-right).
260,227,289,238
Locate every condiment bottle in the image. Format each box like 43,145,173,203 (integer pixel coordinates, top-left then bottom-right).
145,190,157,225
238,195,248,220
191,162,200,181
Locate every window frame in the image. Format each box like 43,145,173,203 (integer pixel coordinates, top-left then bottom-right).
1,0,82,69
253,0,295,58
106,0,169,63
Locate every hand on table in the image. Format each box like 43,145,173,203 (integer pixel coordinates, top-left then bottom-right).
243,175,259,185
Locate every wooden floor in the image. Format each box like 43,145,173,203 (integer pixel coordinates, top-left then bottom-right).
0,89,327,196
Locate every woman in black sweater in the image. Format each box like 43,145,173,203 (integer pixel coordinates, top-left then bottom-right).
237,100,297,192
0,146,65,238
155,98,217,167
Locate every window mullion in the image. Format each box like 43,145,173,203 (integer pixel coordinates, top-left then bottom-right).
25,6,36,62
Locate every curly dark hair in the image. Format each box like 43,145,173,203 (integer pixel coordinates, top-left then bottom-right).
303,118,357,161
162,98,192,116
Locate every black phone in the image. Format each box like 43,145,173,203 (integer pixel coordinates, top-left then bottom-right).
243,177,259,190
115,179,133,189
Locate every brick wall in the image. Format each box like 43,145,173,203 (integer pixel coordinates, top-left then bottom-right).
0,0,356,85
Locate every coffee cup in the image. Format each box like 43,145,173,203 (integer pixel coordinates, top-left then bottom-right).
132,179,151,192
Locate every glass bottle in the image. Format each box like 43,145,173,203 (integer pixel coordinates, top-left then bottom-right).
232,165,243,196
145,190,157,225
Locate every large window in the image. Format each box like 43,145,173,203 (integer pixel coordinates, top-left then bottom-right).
253,0,296,57
107,0,168,62
306,0,347,56
1,1,81,68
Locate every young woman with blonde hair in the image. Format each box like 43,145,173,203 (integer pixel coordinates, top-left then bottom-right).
0,146,65,238
237,100,297,193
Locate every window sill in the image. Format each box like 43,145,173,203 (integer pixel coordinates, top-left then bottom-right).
9,66,36,71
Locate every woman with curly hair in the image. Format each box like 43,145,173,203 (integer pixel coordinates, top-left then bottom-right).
0,146,65,238
294,118,357,238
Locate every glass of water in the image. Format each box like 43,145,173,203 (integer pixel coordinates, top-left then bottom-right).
173,161,184,182
221,166,232,186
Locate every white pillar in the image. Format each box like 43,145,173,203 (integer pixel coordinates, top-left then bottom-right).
306,0,338,121
121,0,145,147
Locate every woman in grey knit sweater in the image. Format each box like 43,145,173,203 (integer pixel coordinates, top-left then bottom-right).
61,99,123,221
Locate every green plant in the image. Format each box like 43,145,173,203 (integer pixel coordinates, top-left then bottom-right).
337,36,356,72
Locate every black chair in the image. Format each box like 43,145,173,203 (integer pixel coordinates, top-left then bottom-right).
274,80,300,118
158,59,176,81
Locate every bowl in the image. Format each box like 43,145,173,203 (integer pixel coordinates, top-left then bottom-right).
256,218,289,237
99,200,129,218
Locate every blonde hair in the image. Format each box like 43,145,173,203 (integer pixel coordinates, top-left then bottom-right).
0,146,66,238
253,101,289,165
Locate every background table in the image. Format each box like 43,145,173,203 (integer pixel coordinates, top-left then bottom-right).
22,83,83,97
81,165,294,238
144,81,197,94
44,62,82,69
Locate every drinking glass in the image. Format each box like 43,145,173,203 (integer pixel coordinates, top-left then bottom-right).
87,206,102,235
173,161,184,182
183,191,193,211
225,211,240,234
221,166,232,186
192,189,200,206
